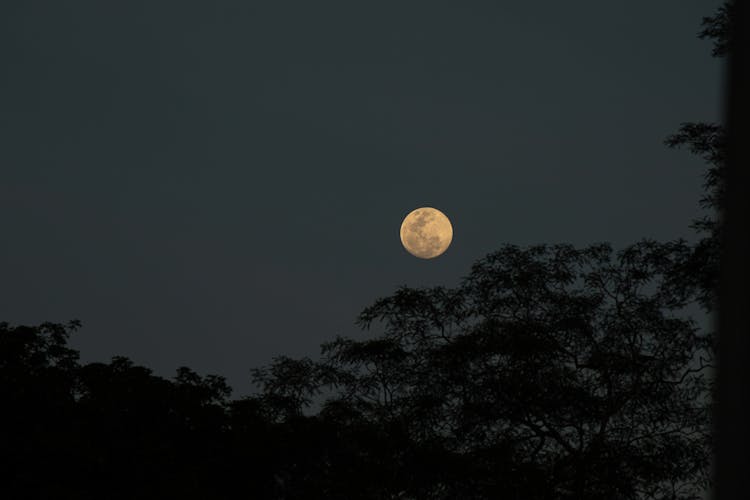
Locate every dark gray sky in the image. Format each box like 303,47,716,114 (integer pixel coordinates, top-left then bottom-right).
1,0,723,396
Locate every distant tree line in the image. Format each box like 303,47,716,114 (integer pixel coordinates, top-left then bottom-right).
0,3,731,499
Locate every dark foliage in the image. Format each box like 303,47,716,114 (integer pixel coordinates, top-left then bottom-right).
698,0,735,57
661,2,730,316
0,233,714,499
664,122,724,313
252,241,712,499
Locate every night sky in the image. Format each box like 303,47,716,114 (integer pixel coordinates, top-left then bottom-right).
1,0,723,396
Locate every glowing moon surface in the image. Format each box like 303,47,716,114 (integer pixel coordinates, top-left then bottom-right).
400,207,453,259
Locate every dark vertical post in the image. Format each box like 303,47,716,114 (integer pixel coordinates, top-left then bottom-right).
716,1,750,499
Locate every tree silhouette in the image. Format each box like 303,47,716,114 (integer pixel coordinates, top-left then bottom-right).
0,322,250,499
698,0,735,57
0,321,81,497
663,0,732,315
252,241,711,498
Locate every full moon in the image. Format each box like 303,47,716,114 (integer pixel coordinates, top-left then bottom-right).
400,207,453,259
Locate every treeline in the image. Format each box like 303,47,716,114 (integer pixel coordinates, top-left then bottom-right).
0,236,716,499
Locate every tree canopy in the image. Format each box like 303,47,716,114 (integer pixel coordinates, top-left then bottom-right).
251,241,712,498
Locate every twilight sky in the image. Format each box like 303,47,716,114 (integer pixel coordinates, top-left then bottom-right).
1,0,723,396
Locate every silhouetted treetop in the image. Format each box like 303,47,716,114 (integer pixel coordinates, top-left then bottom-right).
699,0,735,57
0,320,80,373
256,241,712,499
